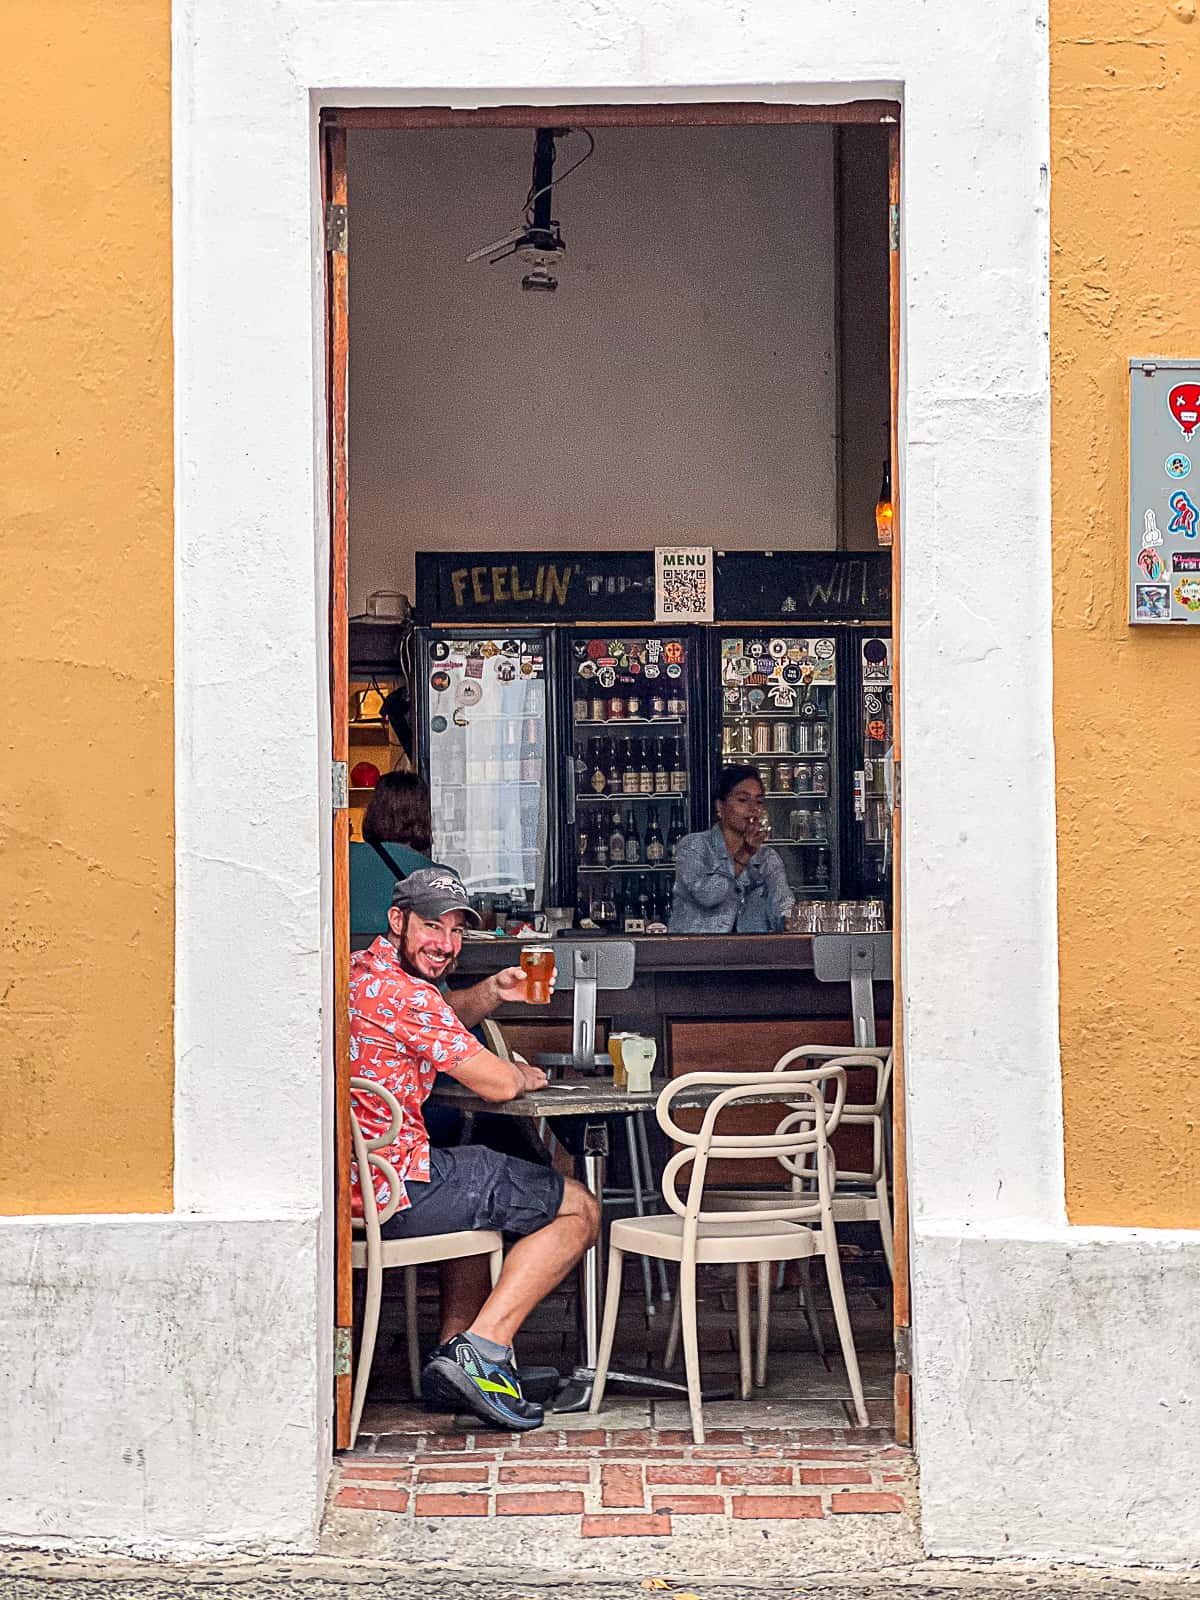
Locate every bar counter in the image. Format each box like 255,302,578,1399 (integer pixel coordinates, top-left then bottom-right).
450,933,892,1072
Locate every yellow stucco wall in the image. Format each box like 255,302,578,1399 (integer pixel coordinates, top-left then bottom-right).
1052,2,1200,1225
0,0,174,1212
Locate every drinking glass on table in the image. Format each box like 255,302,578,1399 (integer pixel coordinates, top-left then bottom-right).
621,1035,657,1093
519,944,556,1005
607,1032,631,1090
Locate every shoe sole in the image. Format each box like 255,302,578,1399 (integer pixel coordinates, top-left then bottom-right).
420,1358,544,1432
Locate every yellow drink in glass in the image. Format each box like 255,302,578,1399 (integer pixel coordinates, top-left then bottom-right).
607,1032,628,1090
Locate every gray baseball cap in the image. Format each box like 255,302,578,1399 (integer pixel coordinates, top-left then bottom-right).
391,868,481,927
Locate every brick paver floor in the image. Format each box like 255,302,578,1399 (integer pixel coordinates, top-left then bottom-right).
332,1423,913,1538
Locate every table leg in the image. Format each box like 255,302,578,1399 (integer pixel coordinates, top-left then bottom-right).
549,1118,734,1414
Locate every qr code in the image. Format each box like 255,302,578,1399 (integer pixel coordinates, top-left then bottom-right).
662,563,710,611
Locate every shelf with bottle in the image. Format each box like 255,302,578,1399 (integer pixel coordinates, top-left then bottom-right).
575,799,686,873
721,710,829,721
576,731,689,801
578,864,675,873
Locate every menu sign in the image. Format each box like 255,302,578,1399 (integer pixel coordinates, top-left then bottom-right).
1129,359,1200,624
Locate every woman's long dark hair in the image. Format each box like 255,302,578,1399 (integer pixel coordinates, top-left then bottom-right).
362,770,433,854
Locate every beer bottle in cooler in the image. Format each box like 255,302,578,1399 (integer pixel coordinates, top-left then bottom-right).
636,876,652,927
608,807,626,866
666,809,686,862
670,738,688,793
645,812,665,865
589,740,607,795
638,739,654,795
622,737,640,796
607,737,624,795
592,814,609,870
654,736,670,794
623,805,641,864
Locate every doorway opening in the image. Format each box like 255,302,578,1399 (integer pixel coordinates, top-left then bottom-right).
324,101,905,1482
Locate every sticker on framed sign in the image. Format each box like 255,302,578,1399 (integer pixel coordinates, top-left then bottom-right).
1130,359,1200,623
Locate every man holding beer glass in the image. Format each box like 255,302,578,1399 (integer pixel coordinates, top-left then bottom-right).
350,869,599,1432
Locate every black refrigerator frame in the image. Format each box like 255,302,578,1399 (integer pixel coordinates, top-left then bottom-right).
414,625,568,910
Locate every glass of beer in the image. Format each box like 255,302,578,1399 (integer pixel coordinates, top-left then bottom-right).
519,944,555,1005
607,1032,630,1089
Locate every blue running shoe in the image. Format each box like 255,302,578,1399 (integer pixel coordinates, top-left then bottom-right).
420,1335,544,1432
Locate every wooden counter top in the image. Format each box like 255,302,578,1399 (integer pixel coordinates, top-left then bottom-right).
453,932,817,976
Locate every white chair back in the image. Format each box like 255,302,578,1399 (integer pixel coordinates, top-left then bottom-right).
350,1078,405,1247
656,1066,850,1231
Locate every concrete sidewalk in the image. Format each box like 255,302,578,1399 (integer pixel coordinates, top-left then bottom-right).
3,1554,1200,1600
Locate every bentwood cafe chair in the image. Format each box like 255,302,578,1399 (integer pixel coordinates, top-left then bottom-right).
589,1065,869,1445
349,1078,504,1447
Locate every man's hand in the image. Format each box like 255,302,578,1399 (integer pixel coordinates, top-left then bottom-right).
516,1060,549,1093
491,963,557,1009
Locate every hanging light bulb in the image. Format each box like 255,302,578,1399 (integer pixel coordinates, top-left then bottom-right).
875,461,894,548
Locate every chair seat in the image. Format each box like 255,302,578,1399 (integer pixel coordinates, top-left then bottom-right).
351,1227,503,1270
610,1212,821,1265
705,1187,884,1221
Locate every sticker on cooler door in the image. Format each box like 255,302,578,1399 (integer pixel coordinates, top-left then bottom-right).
1168,383,1200,438
1135,583,1171,620
1142,509,1164,547
1173,551,1200,572
1166,453,1192,480
1174,577,1200,611
1137,546,1166,581
430,714,448,734
456,679,482,706
430,670,451,693
1167,491,1199,537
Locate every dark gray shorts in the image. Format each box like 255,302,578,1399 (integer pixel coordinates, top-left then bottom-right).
380,1144,565,1242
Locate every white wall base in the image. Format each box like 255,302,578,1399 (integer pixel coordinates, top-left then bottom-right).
913,1224,1200,1566
0,1215,329,1558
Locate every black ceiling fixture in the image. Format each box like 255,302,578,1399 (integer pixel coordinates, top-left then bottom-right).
466,127,595,293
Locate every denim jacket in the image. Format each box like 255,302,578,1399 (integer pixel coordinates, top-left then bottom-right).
668,826,794,934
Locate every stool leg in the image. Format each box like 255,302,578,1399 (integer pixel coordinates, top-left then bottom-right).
664,1284,683,1369
636,1113,672,1303
735,1263,752,1401
624,1116,656,1317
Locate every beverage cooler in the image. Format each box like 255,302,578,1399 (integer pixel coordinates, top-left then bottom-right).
565,630,704,932
710,631,841,899
851,632,894,897
416,629,562,914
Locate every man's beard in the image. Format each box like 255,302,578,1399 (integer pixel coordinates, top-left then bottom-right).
392,917,459,980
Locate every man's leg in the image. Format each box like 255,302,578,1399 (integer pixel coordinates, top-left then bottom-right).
438,1254,491,1342
465,1179,599,1349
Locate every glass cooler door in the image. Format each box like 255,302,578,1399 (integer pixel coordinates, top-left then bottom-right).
717,633,840,900
424,632,551,911
854,633,893,897
566,631,697,932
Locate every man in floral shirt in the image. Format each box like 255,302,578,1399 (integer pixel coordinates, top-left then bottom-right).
350,869,599,1431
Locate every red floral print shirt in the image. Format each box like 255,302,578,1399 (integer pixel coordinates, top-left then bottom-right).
349,936,480,1212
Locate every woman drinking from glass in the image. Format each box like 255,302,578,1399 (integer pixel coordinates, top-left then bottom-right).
668,764,795,933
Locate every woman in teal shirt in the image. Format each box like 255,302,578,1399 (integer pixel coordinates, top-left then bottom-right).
349,771,450,936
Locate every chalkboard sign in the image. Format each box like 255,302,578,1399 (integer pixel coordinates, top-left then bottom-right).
714,551,891,622
415,549,891,626
416,552,656,624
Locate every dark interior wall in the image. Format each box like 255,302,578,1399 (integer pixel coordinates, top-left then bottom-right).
837,127,892,550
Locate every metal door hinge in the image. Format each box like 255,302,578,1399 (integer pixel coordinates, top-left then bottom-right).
334,1325,352,1377
325,202,348,254
889,203,900,252
894,1323,912,1375
332,760,349,811
891,756,901,812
